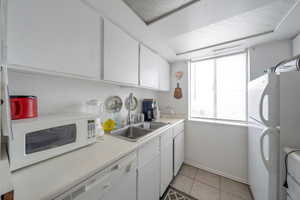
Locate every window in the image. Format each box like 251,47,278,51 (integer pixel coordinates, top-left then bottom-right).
190,53,247,122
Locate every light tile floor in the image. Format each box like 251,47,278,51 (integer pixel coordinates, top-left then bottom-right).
171,164,253,200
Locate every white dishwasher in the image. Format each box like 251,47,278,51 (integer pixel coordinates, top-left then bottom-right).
53,152,137,200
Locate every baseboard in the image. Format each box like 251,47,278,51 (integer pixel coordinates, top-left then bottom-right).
184,159,248,185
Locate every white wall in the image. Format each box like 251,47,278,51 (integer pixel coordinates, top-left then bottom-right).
248,39,293,80
158,61,249,183
8,71,157,120
158,61,188,117
293,34,300,56
158,39,293,184
185,121,248,183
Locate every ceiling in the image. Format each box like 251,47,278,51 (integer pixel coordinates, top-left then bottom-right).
169,0,295,57
85,0,300,62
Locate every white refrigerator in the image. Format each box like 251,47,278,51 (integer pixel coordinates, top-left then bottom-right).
0,66,11,154
248,69,300,200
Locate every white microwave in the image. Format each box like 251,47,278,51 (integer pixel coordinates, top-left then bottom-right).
8,113,99,171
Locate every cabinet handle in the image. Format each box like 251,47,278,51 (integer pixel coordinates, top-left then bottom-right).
126,163,132,173
111,164,120,171
103,184,111,190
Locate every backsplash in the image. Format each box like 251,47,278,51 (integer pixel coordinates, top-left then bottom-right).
8,71,158,120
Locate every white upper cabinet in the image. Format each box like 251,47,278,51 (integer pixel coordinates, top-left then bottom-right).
103,20,139,85
7,0,101,79
158,57,170,91
140,45,170,91
140,45,159,89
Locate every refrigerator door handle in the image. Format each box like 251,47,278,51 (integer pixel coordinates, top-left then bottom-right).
259,85,269,126
260,128,273,171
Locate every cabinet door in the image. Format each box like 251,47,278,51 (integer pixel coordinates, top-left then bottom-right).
7,0,101,79
138,156,160,200
174,131,184,176
158,57,170,91
103,20,139,85
140,45,159,89
160,142,173,196
160,128,173,196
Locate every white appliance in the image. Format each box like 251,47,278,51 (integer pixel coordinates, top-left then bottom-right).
53,152,137,200
8,113,99,171
248,55,300,200
284,148,300,200
0,66,12,157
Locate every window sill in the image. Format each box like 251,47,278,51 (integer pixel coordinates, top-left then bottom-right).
188,118,248,127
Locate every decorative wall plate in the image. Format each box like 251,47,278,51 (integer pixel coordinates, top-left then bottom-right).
105,96,123,113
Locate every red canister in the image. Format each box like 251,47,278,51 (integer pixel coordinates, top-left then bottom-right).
10,96,38,120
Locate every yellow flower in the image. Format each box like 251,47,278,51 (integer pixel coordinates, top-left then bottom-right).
102,119,116,132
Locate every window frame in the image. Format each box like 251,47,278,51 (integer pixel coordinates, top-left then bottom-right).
188,51,248,123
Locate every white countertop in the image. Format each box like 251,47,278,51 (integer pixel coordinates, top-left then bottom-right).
11,118,184,200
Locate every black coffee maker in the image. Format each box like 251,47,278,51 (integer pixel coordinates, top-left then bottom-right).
142,99,156,121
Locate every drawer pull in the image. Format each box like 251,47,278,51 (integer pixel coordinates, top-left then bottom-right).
111,164,120,171
126,163,132,173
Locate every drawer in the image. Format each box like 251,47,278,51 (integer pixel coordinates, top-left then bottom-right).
138,137,159,168
108,152,137,172
287,174,300,200
109,152,137,184
173,122,184,138
161,128,173,146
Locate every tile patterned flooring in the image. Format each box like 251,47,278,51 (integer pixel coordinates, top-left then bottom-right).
170,164,253,200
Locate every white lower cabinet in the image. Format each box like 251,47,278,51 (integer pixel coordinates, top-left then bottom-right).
54,123,185,200
160,129,174,196
137,124,185,199
137,138,160,200
138,156,160,200
174,130,185,176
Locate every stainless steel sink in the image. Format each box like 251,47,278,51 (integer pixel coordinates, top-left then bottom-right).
110,122,168,142
110,126,152,142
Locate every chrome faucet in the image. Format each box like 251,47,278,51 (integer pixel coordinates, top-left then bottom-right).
127,93,134,126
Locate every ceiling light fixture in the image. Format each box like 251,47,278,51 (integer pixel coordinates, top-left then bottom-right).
123,0,201,25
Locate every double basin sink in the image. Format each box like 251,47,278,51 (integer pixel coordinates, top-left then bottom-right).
110,122,168,142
